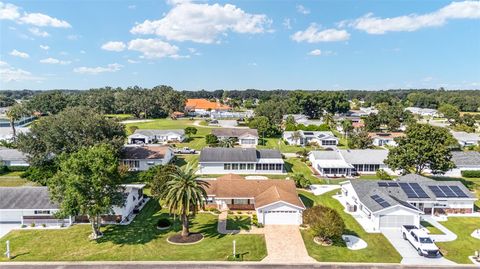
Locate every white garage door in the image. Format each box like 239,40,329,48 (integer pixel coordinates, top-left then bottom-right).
379,215,415,228
263,210,301,225
0,210,23,223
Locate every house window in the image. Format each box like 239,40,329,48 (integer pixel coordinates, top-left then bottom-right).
147,161,155,165
34,210,51,215
269,164,275,170
275,164,283,170
240,163,246,170
247,163,254,170
322,140,336,146
123,160,139,168
233,199,248,205
232,163,239,170
256,164,262,170
224,163,231,170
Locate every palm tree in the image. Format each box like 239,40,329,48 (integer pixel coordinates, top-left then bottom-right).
219,137,236,148
341,119,353,139
161,164,209,238
291,130,302,145
323,113,335,130
6,104,26,142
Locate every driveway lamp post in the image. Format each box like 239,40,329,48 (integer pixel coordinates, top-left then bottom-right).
4,240,10,259
233,240,236,258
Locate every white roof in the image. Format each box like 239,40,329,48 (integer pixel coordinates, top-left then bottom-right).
451,131,480,142
316,159,354,169
310,149,388,165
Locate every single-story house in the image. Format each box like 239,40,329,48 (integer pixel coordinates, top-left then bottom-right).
121,145,174,171
0,126,29,141
340,174,476,230
198,148,285,174
450,131,480,147
405,107,439,117
283,130,338,147
211,128,259,147
282,114,324,126
349,107,378,117
0,147,29,167
309,149,391,177
368,132,405,147
204,174,305,225
0,187,72,226
442,151,480,177
127,129,185,144
210,110,253,119
0,185,147,226
185,98,231,116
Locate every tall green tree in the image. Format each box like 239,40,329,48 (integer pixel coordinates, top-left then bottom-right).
385,124,455,174
438,104,460,124
348,129,373,149
161,164,209,237
6,103,27,142
49,144,125,239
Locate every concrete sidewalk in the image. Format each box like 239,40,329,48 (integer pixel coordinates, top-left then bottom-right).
421,216,457,242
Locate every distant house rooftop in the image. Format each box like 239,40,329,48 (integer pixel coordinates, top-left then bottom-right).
451,151,480,167
122,146,172,159
0,187,58,210
0,147,28,162
212,128,258,138
131,129,185,137
185,99,231,111
199,148,282,163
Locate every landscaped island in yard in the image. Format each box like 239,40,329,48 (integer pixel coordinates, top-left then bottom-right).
298,190,402,263
0,200,267,261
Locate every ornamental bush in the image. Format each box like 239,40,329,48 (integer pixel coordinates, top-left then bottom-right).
303,205,345,241
461,170,480,178
157,218,172,228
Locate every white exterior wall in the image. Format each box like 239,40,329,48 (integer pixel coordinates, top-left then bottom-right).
112,188,143,220
122,149,173,171
256,202,303,225
0,209,70,225
373,207,421,230
198,162,285,175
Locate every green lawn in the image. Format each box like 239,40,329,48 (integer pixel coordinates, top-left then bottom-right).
298,190,401,263
420,220,444,235
226,215,251,231
105,114,135,120
0,200,267,261
436,217,480,264
285,157,324,184
257,138,316,153
124,118,211,150
0,172,36,187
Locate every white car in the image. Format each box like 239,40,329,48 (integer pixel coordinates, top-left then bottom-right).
401,225,440,257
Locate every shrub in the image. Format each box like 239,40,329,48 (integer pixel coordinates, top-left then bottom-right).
303,205,345,241
293,173,311,188
6,166,29,172
30,222,36,227
461,170,480,178
21,224,26,228
252,214,258,226
157,218,172,228
376,169,392,180
127,125,138,134
41,223,46,228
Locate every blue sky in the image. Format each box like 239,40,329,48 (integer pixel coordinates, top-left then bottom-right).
1,0,479,91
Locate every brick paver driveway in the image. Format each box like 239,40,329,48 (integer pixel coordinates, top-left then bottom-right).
262,225,314,263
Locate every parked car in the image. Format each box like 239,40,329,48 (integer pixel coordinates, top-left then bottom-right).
174,147,196,154
401,225,440,257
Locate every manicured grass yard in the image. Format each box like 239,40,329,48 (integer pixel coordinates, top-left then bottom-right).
285,157,324,184
298,190,402,263
124,119,211,150
0,172,36,187
226,215,251,231
436,217,480,264
0,200,267,261
257,138,317,153
420,220,444,235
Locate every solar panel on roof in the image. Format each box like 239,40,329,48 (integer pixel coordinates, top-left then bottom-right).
370,195,391,208
399,183,418,198
449,186,468,198
387,182,399,187
378,182,388,187
428,186,446,198
439,186,456,197
410,183,430,198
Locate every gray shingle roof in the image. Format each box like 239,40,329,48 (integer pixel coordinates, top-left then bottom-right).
451,131,480,142
212,128,258,138
0,147,28,162
0,187,58,209
397,174,434,182
131,129,184,137
339,149,388,164
451,151,480,167
199,148,282,162
310,150,342,160
348,177,475,213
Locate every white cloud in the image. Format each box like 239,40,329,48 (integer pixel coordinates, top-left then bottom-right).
128,4,136,9
29,27,49,37
80,50,86,54
67,34,80,40
0,61,43,82
0,2,20,20
127,59,140,64
19,12,71,28
40,57,71,65
296,5,310,15
308,49,322,56
39,45,49,50
291,24,350,42
127,38,179,58
73,63,123,75
351,1,480,34
130,2,271,43
282,18,292,29
10,49,29,58
101,41,126,52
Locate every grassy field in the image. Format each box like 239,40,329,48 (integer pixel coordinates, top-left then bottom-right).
0,172,36,187
226,215,251,231
298,190,402,263
420,220,444,235
257,138,316,153
285,157,324,184
125,119,211,150
0,200,267,262
436,217,480,264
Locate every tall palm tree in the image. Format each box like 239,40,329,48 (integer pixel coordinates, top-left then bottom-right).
161,164,209,237
6,104,26,142
219,137,235,148
323,113,335,130
291,130,302,145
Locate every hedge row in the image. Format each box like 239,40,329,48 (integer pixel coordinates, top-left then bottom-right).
461,170,480,178
0,165,29,174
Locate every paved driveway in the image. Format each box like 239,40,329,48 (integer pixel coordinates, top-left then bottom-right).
381,228,456,265
0,223,19,239
262,225,314,263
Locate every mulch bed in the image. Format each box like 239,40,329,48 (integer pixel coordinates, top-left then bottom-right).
168,233,204,244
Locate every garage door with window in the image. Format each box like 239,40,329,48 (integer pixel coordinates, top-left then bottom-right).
379,215,415,228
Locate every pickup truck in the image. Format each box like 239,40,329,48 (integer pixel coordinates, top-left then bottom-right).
174,147,196,154
401,225,440,257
